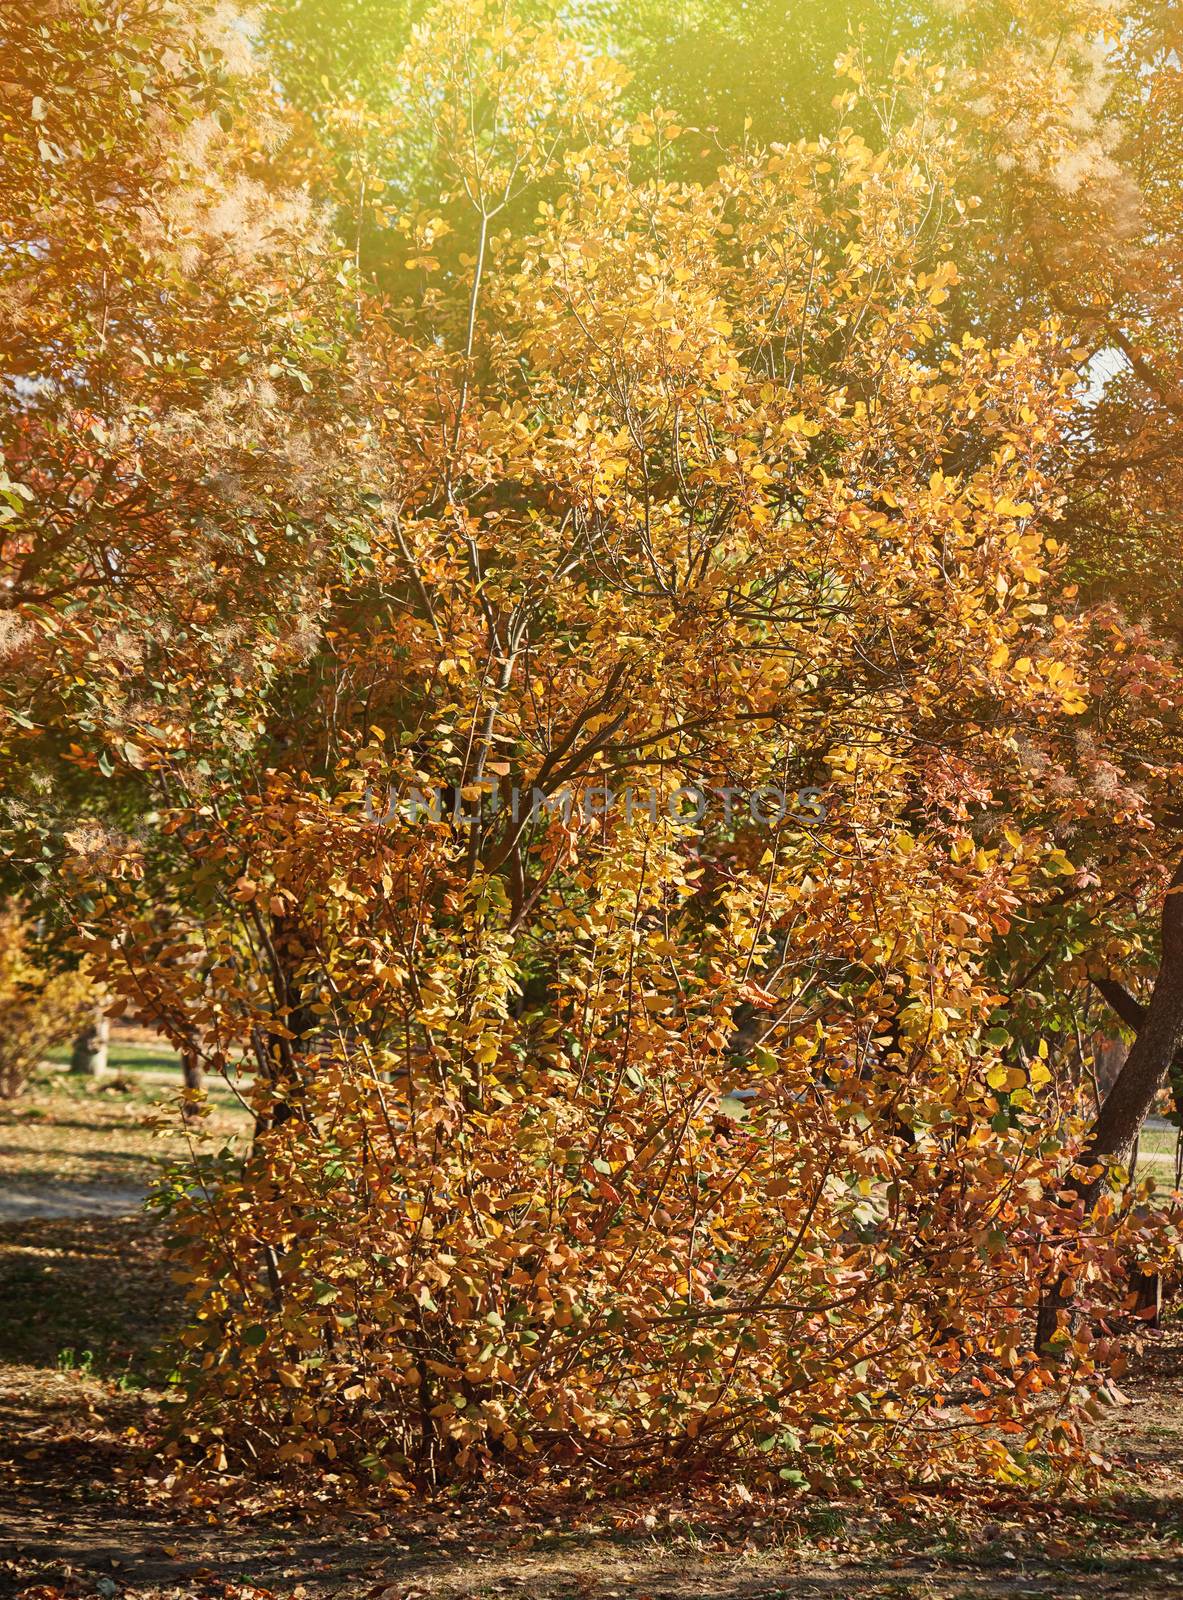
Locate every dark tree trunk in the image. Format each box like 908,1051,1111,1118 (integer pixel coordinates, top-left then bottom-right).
1089,976,1183,1122
1130,1267,1163,1328
181,1043,204,1117
249,912,316,1140
1038,859,1183,1350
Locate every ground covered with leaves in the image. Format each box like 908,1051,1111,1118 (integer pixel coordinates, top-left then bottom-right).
0,1074,1180,1599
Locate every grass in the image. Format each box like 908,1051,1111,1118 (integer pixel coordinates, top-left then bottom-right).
45,1041,184,1074
1139,1121,1182,1163
43,1032,253,1082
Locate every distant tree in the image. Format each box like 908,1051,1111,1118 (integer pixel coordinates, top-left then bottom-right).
69,1004,109,1077
0,903,90,1098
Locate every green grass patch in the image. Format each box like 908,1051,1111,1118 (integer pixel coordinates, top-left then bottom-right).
44,1041,182,1074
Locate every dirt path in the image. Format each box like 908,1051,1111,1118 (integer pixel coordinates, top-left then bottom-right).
2,1074,1183,1599
0,1184,148,1222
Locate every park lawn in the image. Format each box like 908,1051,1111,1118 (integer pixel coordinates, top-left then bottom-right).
44,1042,184,1076
43,1038,254,1081
2,1075,1183,1598
1139,1121,1182,1163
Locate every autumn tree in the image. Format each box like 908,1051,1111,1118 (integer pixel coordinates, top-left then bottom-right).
121,6,1174,1492
0,0,362,1062
0,901,91,1097
4,0,1183,1497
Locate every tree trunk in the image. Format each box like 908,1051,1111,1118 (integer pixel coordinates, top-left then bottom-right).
181,1043,204,1118
1130,1266,1163,1328
70,1006,109,1076
182,1049,204,1092
1038,859,1183,1350
248,912,316,1140
1089,975,1183,1123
